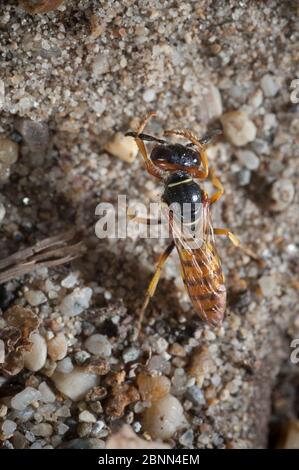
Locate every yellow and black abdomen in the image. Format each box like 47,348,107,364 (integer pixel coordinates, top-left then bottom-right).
177,241,226,326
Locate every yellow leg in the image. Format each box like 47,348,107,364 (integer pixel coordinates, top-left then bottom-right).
214,228,240,246
137,241,175,336
214,228,264,265
127,208,161,226
134,112,163,180
209,168,224,204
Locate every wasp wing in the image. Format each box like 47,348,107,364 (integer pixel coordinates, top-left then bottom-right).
161,202,225,324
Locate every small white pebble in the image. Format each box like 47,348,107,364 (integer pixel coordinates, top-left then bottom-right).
31,423,53,437
220,110,256,147
57,422,69,435
0,339,5,363
142,394,188,440
236,150,260,170
0,137,18,165
0,404,8,418
24,333,47,372
47,333,68,361
261,74,280,97
52,368,99,401
271,179,295,212
0,202,5,224
258,275,278,297
59,287,92,317
61,272,79,288
84,334,111,357
38,382,56,403
11,387,41,411
79,410,97,423
104,132,138,163
2,419,17,437
25,290,47,306
143,88,156,103
56,357,74,374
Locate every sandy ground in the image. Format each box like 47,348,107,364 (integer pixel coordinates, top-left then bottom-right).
0,0,298,449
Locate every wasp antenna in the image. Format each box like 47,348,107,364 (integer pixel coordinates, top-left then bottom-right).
125,132,167,145
199,128,223,146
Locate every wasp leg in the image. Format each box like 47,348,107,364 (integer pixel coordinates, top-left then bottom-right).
214,228,240,246
127,207,162,225
163,129,209,179
133,112,163,180
136,241,175,336
214,228,264,265
209,168,224,204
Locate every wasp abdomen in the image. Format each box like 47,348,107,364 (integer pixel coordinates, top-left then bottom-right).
179,244,226,326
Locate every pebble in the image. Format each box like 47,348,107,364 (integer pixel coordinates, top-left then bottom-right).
143,89,156,103
271,179,295,212
148,355,171,374
61,272,79,288
236,150,260,170
188,346,213,387
24,333,47,372
204,84,223,120
11,387,41,411
104,132,138,163
15,118,49,153
38,382,56,403
142,394,188,440
59,287,92,317
52,368,99,401
137,373,171,402
78,410,97,423
74,350,90,364
25,289,47,306
122,347,140,363
248,88,263,109
0,202,6,224
258,275,277,297
106,424,170,449
260,74,280,97
31,423,53,437
220,111,257,147
92,54,110,77
0,79,4,110
0,404,8,418
169,342,187,357
2,419,17,438
19,0,65,14
237,168,251,186
0,338,5,363
185,385,206,406
84,334,111,357
56,357,74,373
57,422,69,435
0,136,18,165
179,429,194,448
47,333,68,361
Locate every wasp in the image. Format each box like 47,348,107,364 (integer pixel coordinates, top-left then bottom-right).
126,113,253,333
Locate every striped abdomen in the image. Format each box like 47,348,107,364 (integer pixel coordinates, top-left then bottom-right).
177,241,226,326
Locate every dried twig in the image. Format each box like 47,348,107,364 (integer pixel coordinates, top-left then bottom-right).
0,230,84,284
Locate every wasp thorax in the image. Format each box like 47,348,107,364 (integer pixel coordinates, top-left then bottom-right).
163,171,204,225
